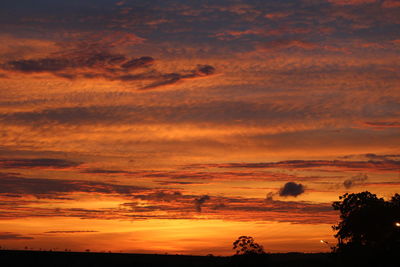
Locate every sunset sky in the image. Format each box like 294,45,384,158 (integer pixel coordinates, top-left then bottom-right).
0,0,399,255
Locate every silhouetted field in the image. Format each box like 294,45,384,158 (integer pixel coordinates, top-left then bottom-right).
0,250,337,267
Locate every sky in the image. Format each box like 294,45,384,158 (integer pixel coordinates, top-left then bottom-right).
0,0,399,255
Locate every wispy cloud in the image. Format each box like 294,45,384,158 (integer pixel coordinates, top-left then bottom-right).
1,40,216,90
0,173,149,199
0,232,33,240
0,158,80,169
44,230,98,234
187,159,400,172
343,173,368,189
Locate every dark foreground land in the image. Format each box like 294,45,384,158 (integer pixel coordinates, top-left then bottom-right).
0,250,336,267
0,249,396,267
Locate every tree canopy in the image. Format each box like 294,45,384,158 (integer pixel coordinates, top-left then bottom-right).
232,236,265,255
332,191,400,256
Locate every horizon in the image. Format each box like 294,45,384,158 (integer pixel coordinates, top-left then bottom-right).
0,0,399,256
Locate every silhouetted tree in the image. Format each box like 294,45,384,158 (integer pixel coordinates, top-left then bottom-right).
231,236,268,267
332,191,400,265
232,236,265,255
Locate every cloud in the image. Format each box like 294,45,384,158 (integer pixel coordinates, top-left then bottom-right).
362,121,400,129
4,58,71,73
135,191,185,202
0,158,81,169
1,32,216,91
0,179,336,224
44,230,98,234
82,169,131,174
0,232,33,240
2,50,215,90
327,0,377,5
156,180,206,185
122,193,336,224
258,39,318,51
264,11,292,20
265,192,275,201
343,173,368,189
364,153,400,161
189,159,400,172
382,0,400,8
213,29,264,40
140,65,215,90
83,168,300,184
2,52,144,74
120,56,155,70
0,173,148,198
194,195,210,212
279,182,305,197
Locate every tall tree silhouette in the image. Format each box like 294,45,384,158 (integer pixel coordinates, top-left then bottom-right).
332,191,400,264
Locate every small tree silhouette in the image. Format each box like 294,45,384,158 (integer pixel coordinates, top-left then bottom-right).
232,236,265,255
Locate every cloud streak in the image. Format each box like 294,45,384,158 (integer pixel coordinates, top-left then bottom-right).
44,230,98,234
188,159,400,172
0,173,149,199
0,232,34,240
343,173,368,189
194,195,210,212
1,42,215,90
0,158,80,169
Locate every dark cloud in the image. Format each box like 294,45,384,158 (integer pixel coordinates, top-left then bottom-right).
0,99,318,127
82,168,133,175
0,173,148,198
327,0,377,6
4,58,70,73
44,230,98,234
135,191,184,202
82,168,298,184
363,121,400,128
364,153,400,161
0,158,81,169
340,153,400,161
265,192,275,201
120,56,154,69
189,159,400,172
196,65,216,75
3,53,135,74
225,199,332,214
343,173,368,189
279,182,305,197
140,65,216,90
194,195,210,212
0,181,336,224
156,180,206,185
123,193,336,224
0,232,33,240
1,44,215,90
258,39,318,51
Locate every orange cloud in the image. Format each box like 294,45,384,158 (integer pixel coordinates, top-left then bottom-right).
264,11,292,20
257,39,318,51
327,0,377,5
382,0,400,8
188,159,400,173
0,158,81,169
362,121,400,129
